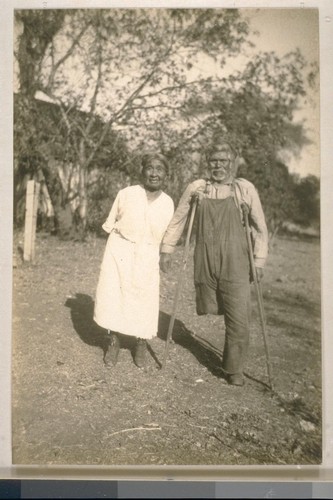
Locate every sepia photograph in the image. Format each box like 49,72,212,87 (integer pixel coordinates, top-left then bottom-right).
11,6,322,467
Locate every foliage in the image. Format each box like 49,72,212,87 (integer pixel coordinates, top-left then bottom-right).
173,49,315,233
293,175,320,228
14,8,253,235
15,10,66,98
14,93,130,230
14,8,319,237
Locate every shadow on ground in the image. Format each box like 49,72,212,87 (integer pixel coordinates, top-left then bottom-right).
64,297,268,387
65,293,152,359
64,295,225,376
158,310,225,378
158,311,271,389
65,293,112,361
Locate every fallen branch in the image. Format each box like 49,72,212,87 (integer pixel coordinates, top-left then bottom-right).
187,423,208,430
108,426,161,437
210,432,237,451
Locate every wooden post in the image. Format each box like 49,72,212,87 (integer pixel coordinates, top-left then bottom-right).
23,180,40,263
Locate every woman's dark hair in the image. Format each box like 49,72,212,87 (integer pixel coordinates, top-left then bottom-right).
141,153,169,174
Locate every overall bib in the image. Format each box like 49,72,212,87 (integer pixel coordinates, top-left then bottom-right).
194,190,251,375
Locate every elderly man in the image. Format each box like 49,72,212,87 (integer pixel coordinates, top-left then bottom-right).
160,142,268,386
94,153,174,368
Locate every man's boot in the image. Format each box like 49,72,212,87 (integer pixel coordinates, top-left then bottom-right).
104,332,120,366
228,373,245,386
134,338,147,368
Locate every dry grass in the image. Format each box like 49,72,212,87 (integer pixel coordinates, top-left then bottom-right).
12,231,321,466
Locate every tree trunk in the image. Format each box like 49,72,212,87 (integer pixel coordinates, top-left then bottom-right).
45,158,75,239
77,165,88,239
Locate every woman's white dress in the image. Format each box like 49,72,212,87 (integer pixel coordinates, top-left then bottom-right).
94,185,174,339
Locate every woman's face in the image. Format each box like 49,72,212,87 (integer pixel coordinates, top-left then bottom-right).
142,160,167,191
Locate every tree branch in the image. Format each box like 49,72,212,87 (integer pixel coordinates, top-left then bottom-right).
46,22,90,91
41,89,81,158
83,47,173,169
138,77,224,101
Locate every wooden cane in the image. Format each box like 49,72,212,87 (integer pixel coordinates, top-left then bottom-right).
162,197,198,369
241,203,274,390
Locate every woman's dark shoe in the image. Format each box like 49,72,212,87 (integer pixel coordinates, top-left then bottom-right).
104,333,120,366
134,338,147,368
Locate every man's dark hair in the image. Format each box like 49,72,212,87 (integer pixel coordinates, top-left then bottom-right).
207,141,237,160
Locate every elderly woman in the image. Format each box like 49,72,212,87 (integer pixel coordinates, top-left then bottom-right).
94,153,174,368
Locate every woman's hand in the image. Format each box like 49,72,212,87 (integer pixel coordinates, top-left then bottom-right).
160,253,172,273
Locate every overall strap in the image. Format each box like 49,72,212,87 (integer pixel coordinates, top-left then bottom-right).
231,180,244,224
204,179,211,195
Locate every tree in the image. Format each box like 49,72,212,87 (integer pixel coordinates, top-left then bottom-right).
175,49,315,233
14,92,131,235
16,10,66,98
15,9,252,234
293,175,320,228
14,9,317,237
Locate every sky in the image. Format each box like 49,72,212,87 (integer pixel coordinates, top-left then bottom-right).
246,9,320,178
13,7,321,178
184,8,320,177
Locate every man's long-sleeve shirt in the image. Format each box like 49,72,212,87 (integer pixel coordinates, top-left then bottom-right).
161,178,268,268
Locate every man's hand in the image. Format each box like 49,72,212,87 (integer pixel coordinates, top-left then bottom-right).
255,267,264,282
192,188,206,203
160,253,172,273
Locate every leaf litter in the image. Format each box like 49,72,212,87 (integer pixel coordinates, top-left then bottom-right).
12,232,321,465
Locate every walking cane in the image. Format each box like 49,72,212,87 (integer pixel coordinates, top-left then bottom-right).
241,203,274,390
162,197,198,369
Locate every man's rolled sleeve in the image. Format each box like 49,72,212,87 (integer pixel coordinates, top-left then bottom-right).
161,180,203,253
248,185,268,266
160,243,175,254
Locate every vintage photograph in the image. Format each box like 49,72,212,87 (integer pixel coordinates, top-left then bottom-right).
12,7,321,466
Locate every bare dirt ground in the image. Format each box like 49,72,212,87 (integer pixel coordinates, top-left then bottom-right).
12,231,321,466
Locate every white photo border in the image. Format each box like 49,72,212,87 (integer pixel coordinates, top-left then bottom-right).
1,0,332,480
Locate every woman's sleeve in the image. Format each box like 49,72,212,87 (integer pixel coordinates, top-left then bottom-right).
102,191,121,233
